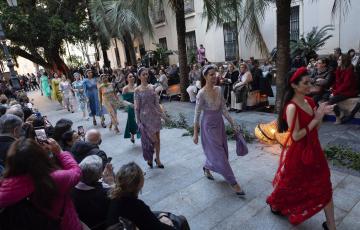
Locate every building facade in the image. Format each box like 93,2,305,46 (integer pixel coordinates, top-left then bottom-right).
102,0,360,67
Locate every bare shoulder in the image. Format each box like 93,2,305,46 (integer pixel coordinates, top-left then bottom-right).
134,86,140,92
286,103,296,117
123,85,129,93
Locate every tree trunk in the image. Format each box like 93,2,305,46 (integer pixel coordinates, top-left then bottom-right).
174,0,189,101
47,50,70,75
123,31,137,66
275,0,291,112
101,45,110,68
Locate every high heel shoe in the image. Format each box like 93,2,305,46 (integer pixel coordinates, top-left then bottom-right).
101,121,107,128
154,159,164,169
203,167,214,180
130,137,135,143
93,119,97,126
147,161,153,169
232,184,245,196
269,205,283,216
109,123,112,130
114,126,120,134
322,221,329,230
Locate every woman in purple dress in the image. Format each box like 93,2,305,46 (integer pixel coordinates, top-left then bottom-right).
193,64,245,196
134,67,165,169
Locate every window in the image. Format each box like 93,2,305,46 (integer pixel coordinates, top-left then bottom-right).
185,31,197,53
223,23,238,61
290,6,300,41
159,37,168,50
184,0,194,14
151,0,165,24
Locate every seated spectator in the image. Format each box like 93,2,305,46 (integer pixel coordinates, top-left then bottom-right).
0,114,23,174
328,54,360,123
0,138,82,230
309,57,335,104
0,105,7,117
154,69,169,95
53,118,73,147
186,64,201,103
307,58,317,76
6,105,24,121
291,55,306,69
71,129,108,166
348,49,360,71
107,162,189,230
231,63,253,112
61,130,80,152
250,60,262,91
0,94,8,107
72,155,114,230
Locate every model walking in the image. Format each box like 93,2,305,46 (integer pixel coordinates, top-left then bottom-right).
40,72,51,99
72,72,87,119
83,69,106,128
122,72,140,143
51,73,63,107
193,64,245,196
267,67,335,229
60,75,75,113
99,74,132,134
134,67,165,168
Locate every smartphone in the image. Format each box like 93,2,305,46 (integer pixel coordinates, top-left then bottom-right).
78,126,85,136
34,128,48,144
107,157,112,163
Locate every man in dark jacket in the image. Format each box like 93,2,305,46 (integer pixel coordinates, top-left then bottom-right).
71,129,108,167
0,114,23,174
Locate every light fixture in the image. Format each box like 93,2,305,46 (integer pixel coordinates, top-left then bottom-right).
7,0,17,7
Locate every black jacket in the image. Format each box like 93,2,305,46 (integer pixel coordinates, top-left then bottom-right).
70,140,108,166
0,136,16,167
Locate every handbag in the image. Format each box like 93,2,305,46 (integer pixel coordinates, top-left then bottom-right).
235,132,248,156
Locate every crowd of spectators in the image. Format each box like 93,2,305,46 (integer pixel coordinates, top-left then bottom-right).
0,86,189,229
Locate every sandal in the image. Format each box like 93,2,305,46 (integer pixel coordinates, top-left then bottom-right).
203,167,214,180
114,126,120,134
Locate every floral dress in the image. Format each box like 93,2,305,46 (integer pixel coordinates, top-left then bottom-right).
72,80,87,112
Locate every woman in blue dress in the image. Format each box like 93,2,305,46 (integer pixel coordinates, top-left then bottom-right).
83,69,106,127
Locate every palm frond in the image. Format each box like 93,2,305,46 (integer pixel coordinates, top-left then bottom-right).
331,0,351,20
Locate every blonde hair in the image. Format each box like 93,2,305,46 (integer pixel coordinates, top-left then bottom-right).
110,162,144,199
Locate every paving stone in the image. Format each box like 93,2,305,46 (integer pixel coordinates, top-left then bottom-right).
28,91,360,230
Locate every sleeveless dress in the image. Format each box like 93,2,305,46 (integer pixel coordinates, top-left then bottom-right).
60,81,75,109
266,97,332,225
40,75,51,97
99,83,122,126
51,78,62,103
122,92,140,139
72,80,87,112
134,87,162,161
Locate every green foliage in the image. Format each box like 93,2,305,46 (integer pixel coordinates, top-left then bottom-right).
187,49,196,65
66,55,84,68
0,0,91,71
290,25,334,61
324,145,360,171
153,43,172,66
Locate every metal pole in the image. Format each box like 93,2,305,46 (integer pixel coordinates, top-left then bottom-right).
0,24,20,90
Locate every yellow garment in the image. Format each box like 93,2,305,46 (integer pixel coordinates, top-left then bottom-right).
51,78,62,103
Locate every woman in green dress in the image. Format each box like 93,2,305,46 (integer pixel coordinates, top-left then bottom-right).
40,72,51,99
51,73,63,107
122,72,140,143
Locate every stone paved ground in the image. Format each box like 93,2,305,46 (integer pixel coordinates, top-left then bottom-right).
29,91,360,230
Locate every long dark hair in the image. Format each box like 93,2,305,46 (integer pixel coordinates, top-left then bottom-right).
200,65,216,88
4,138,57,208
277,69,308,132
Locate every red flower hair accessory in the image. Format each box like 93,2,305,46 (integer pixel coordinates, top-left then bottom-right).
290,67,308,83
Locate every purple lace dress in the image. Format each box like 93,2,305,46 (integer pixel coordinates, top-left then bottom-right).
194,86,238,185
134,86,162,161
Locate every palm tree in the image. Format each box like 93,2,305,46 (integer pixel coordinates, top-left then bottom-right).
89,0,147,66
203,0,351,112
290,25,334,63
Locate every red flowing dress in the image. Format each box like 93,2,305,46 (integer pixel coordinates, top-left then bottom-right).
266,97,332,225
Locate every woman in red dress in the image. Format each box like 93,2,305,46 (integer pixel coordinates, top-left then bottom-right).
267,67,336,229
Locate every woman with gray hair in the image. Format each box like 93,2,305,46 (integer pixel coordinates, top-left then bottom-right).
107,162,189,230
72,155,114,230
72,72,87,120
